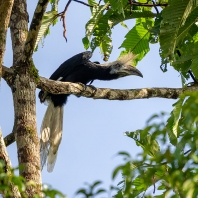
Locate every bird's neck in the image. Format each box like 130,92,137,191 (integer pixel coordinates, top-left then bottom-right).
92,65,118,81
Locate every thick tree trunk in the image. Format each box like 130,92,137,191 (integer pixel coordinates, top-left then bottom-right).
9,0,43,196
12,66,42,197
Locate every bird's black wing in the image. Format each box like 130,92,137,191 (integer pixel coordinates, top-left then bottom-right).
50,51,92,80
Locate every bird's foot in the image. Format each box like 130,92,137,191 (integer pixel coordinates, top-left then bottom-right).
75,82,86,97
87,84,97,95
77,82,86,91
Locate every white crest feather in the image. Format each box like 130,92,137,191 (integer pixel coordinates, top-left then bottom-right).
117,52,137,65
99,52,137,67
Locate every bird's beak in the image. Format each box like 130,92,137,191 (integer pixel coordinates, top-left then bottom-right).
120,65,143,78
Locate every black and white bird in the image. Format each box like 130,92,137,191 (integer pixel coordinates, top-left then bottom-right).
39,51,143,172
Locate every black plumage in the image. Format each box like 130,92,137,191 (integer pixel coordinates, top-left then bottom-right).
39,51,143,172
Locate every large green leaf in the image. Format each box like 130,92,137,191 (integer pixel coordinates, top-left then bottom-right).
83,4,156,59
160,0,198,59
84,4,109,41
119,19,152,56
34,11,58,51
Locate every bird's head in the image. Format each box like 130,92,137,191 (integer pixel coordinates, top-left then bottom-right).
108,53,143,78
109,63,143,78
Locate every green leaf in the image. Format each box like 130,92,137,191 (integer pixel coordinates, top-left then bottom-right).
191,41,198,78
85,4,110,40
108,0,128,16
99,34,113,60
109,10,156,27
95,189,106,195
160,0,198,59
120,21,128,29
34,11,58,51
112,165,123,180
76,189,87,195
120,19,153,57
82,36,90,50
125,130,160,157
88,0,98,6
90,181,102,190
117,151,131,158
84,8,156,59
166,96,186,145
50,0,59,11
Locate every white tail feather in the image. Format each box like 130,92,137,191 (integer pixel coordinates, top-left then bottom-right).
40,101,63,172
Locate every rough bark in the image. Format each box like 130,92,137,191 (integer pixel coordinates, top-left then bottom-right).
37,76,198,100
9,0,43,196
0,128,21,198
10,0,28,64
2,65,198,102
21,0,49,62
12,66,42,197
0,0,14,78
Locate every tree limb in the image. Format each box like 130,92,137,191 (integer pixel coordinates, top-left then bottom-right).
10,0,29,65
3,65,198,147
2,65,198,101
4,127,15,147
37,76,198,100
21,0,49,62
0,128,21,197
0,0,14,78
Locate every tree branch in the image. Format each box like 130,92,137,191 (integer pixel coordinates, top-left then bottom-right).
21,0,49,62
0,128,21,197
2,65,198,101
0,0,14,79
3,64,198,146
37,76,198,100
10,0,29,65
4,133,15,147
58,0,73,41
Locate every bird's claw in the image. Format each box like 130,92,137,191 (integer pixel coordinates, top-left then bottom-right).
87,84,97,95
75,82,86,97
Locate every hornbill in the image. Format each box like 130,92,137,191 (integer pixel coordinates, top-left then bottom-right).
39,51,143,172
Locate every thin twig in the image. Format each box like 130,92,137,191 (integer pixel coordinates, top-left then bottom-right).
152,0,159,14
130,0,133,15
152,175,156,194
73,0,93,7
64,0,72,12
59,0,73,41
131,1,168,7
176,50,197,83
183,149,191,155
